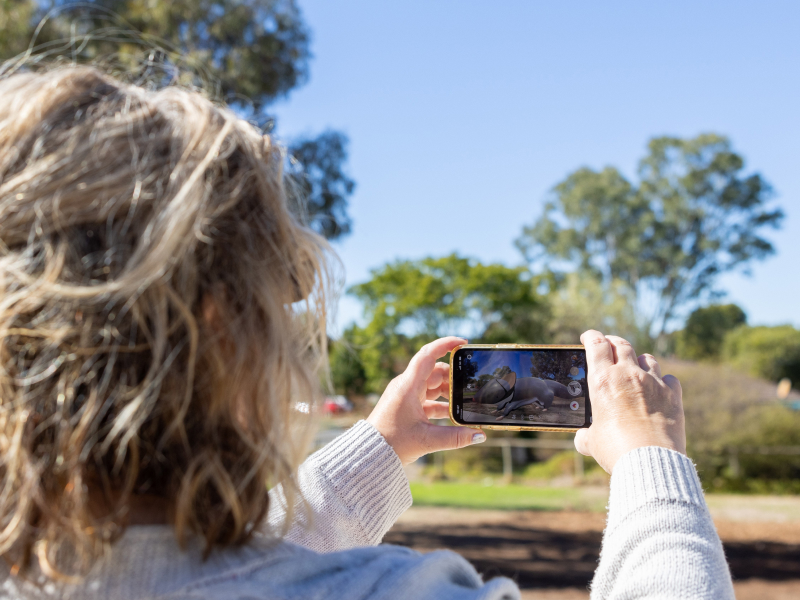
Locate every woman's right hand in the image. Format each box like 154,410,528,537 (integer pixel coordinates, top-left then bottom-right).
574,330,686,474
367,337,486,466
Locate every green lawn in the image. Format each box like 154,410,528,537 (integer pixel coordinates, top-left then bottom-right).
409,481,608,512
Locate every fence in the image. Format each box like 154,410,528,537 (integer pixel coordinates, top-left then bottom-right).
433,440,800,484
722,446,800,478
315,428,800,484
431,437,580,483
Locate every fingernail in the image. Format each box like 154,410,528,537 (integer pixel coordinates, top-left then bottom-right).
471,432,486,444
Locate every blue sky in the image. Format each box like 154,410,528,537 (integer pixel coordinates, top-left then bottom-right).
272,0,800,337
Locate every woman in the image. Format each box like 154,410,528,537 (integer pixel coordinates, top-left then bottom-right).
0,66,734,598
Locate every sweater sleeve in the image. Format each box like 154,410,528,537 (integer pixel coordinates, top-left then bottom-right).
590,446,735,600
266,420,413,553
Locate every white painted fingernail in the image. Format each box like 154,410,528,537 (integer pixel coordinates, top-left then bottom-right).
472,432,486,444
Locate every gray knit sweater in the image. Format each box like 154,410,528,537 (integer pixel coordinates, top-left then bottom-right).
0,421,734,599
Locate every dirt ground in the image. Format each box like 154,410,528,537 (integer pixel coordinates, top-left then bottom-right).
385,506,800,599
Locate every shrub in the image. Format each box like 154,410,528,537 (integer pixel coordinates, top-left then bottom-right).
722,325,800,384
676,304,747,361
702,405,800,493
523,450,603,481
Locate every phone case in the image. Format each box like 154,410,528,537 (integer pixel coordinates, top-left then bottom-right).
448,343,586,433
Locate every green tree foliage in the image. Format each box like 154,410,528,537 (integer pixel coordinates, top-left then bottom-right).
328,326,367,397
722,325,800,385
8,0,310,113
675,303,747,361
0,1,38,58
350,254,545,343
544,272,645,349
288,131,355,239
517,134,783,346
0,0,354,239
331,254,545,394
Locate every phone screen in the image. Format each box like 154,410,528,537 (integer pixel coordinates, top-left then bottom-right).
451,347,591,429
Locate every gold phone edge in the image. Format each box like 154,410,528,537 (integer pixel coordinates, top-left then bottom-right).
448,343,586,434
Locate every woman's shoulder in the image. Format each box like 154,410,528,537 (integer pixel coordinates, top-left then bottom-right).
164,539,520,600
0,532,519,600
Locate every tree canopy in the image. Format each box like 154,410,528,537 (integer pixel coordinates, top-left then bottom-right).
517,133,784,345
288,130,355,239
349,254,545,344
332,254,546,394
0,0,354,239
676,303,747,361
4,0,310,115
722,325,800,385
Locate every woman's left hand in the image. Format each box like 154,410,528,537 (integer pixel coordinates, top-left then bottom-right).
367,337,486,465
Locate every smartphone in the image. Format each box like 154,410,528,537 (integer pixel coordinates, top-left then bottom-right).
449,344,591,432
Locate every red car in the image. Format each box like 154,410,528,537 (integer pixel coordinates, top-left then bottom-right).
323,395,354,415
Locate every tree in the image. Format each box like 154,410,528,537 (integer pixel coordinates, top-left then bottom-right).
675,303,747,361
349,254,545,342
0,0,354,239
544,272,645,349
517,134,784,347
338,254,546,392
328,327,366,396
722,325,800,385
288,131,355,239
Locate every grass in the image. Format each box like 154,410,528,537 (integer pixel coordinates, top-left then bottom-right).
409,481,608,512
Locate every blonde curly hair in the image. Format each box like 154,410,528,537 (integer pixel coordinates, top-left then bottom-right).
0,65,330,576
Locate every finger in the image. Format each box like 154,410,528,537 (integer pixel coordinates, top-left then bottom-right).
422,422,485,452
426,362,450,390
574,428,592,457
581,330,615,370
605,335,638,366
422,400,450,419
406,337,467,386
662,374,682,396
425,380,449,401
637,353,662,377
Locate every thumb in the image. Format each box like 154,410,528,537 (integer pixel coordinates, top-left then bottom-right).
423,424,486,452
574,428,592,457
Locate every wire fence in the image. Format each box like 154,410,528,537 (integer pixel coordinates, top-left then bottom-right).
315,427,800,484
471,440,800,483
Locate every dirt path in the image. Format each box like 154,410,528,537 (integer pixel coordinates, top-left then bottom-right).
386,506,800,599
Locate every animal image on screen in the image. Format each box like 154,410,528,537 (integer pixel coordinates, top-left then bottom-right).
455,348,588,427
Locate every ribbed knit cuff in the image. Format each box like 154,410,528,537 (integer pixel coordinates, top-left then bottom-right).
607,446,706,533
308,420,413,544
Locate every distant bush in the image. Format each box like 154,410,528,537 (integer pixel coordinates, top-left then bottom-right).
701,405,800,494
523,450,603,481
675,304,747,361
422,445,505,481
523,451,576,479
659,358,800,493
722,325,800,384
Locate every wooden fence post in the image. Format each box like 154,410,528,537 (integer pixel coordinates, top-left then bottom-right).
574,451,584,479
501,441,512,484
728,449,740,478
